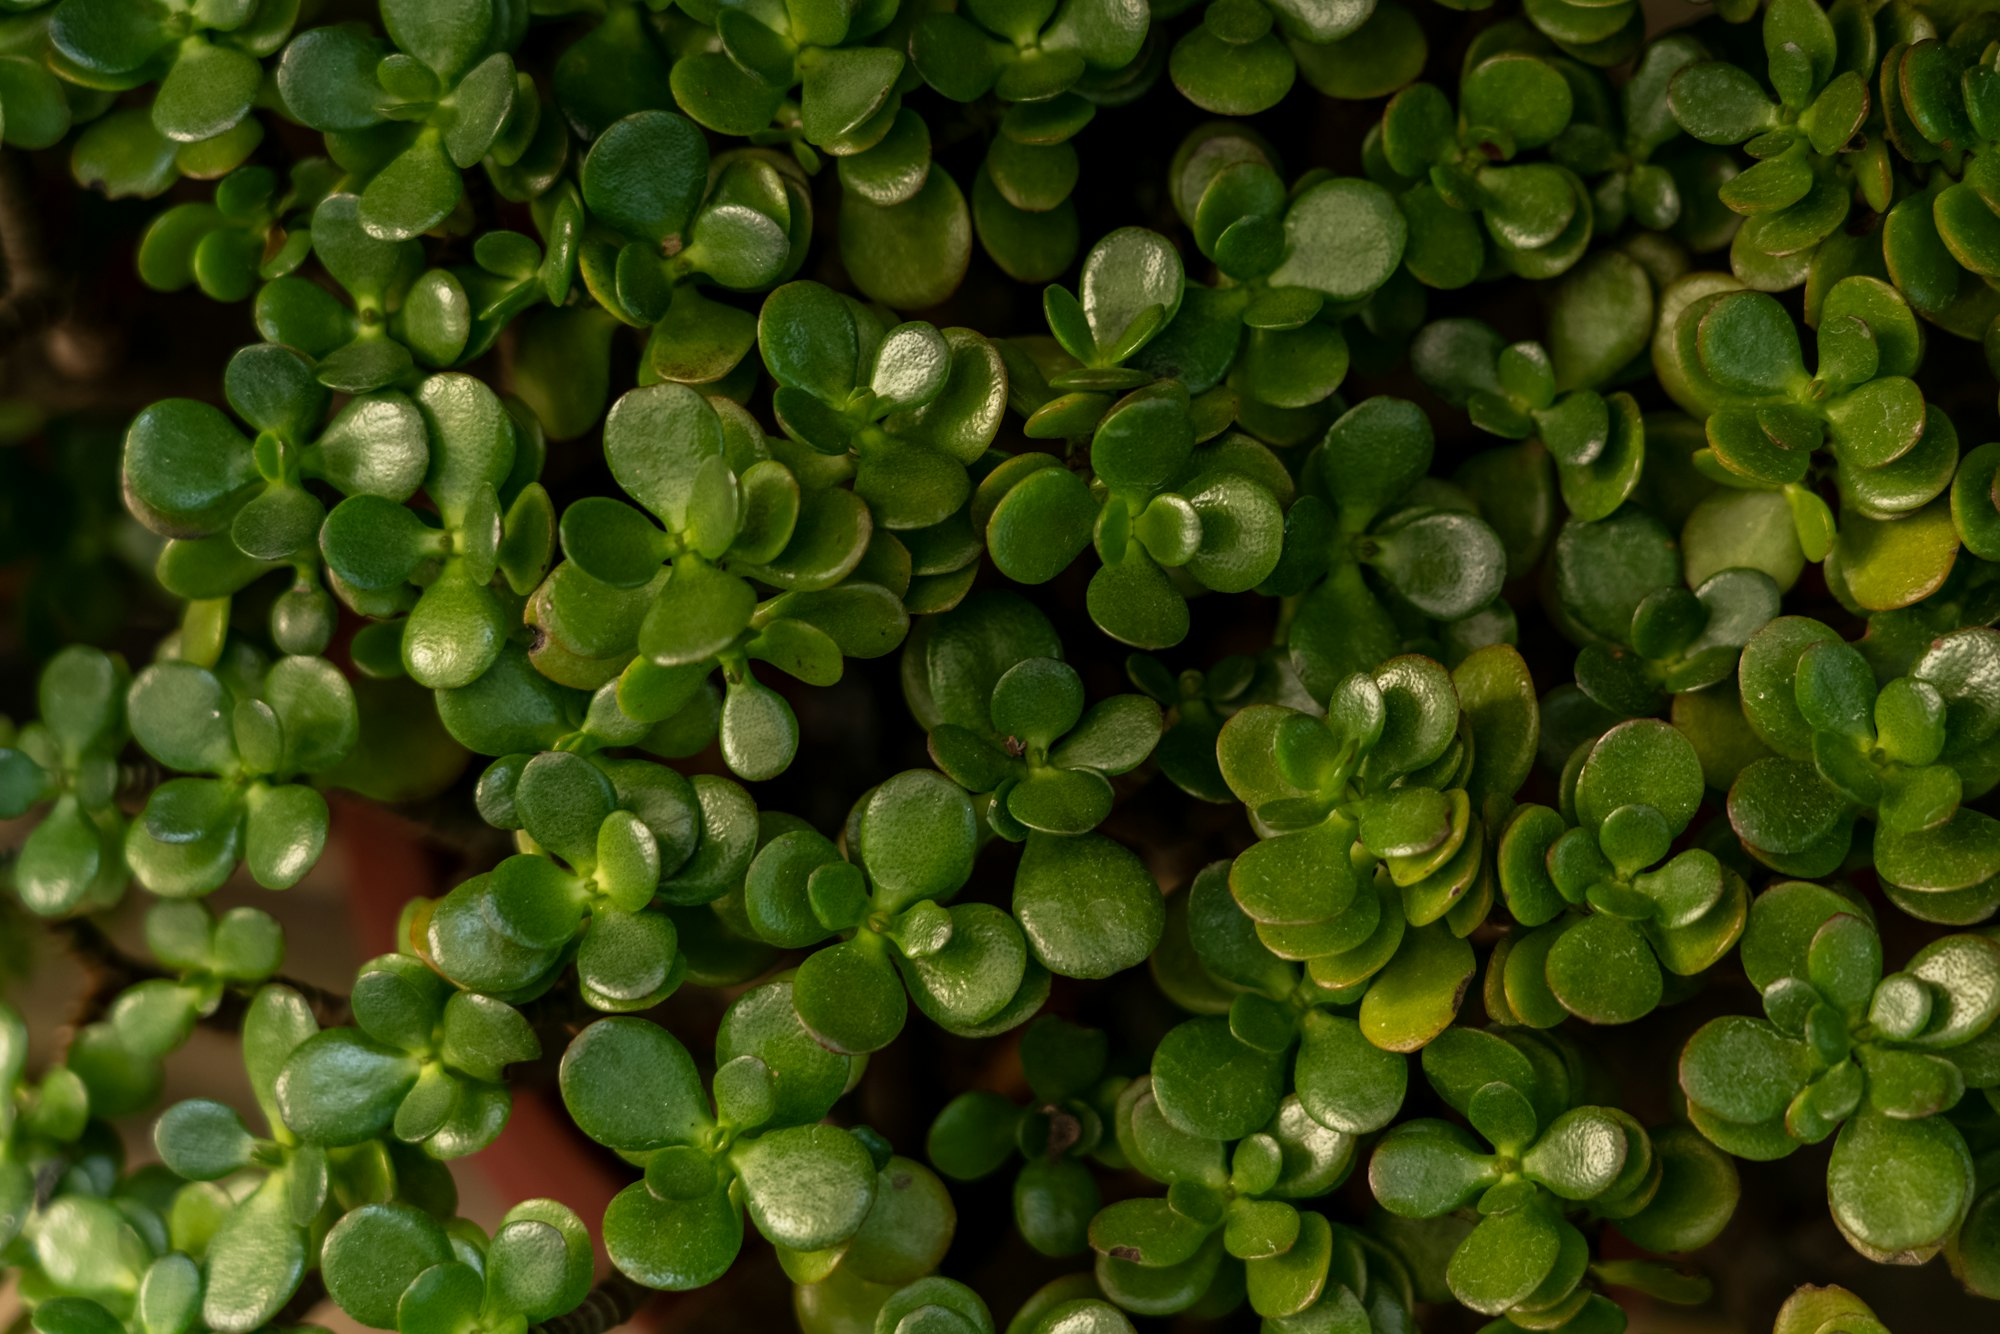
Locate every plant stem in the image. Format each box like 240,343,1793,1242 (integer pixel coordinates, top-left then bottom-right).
0,149,60,355
53,916,352,1030
531,1274,654,1334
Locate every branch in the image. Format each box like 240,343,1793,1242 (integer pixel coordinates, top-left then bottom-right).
53,917,352,1031
0,148,62,355
533,1275,654,1334
274,1273,327,1328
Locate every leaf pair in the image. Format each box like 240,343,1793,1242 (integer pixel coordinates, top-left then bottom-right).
559,1016,879,1290
992,382,1291,650
927,1017,1119,1256
742,770,1042,1054
125,653,358,896
319,374,552,690
320,1198,592,1333
1216,655,1494,993
1372,1024,1726,1319
912,0,1146,107
148,986,330,1332
1731,623,2000,913
1667,276,1946,566
672,0,906,154
551,381,904,781
1546,36,1699,229
138,160,335,303
277,1,532,242
578,111,807,357
1682,882,2000,1260
1666,0,1881,287
1126,651,1261,804
97,900,287,1082
1090,1074,1358,1317
1168,0,1396,116
1267,397,1508,696
761,280,1005,532
276,952,537,1159
1376,52,1592,286
928,655,1162,837
963,96,1094,282
0,646,131,917
1571,569,1780,719
127,343,430,621
51,0,294,147
1496,719,1748,1027
427,750,728,1002
1412,317,1647,523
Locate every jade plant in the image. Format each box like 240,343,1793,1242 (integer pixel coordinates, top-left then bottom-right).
1730,620,2000,919
1495,718,1750,1027
0,647,131,916
1371,47,1593,285
1265,396,1509,694
559,1013,880,1289
1370,1022,1734,1324
1681,882,2000,1262
1657,273,1953,573
1412,316,1647,524
1087,1070,1383,1318
1211,645,1538,1030
926,1016,1125,1257
1665,0,1884,290
21,2,2000,1332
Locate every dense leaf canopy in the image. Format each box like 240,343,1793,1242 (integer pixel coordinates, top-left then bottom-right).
9,2,2000,1334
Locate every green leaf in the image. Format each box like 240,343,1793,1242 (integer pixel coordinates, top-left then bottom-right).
1617,1122,1739,1254
1295,1011,1406,1134
321,1203,453,1329
794,939,908,1054
398,1262,483,1334
928,1090,1019,1182
1013,831,1162,978
639,563,755,666
278,25,389,132
154,1098,254,1181
1447,1204,1563,1315
858,770,978,911
1575,719,1703,835
1369,1119,1499,1218
200,1174,308,1332
583,110,709,244
1670,61,1780,144
720,978,858,1128
1358,923,1475,1052
1680,1015,1812,1125
1151,1016,1285,1140
1521,1106,1630,1200
1050,694,1163,775
1903,933,2000,1047
1079,226,1183,355
900,902,1030,1031
603,1179,743,1291
1268,178,1406,301
273,1028,417,1145
1827,1112,1973,1256
831,1155,957,1286
840,168,972,311
153,39,261,144
1367,507,1506,619
359,129,461,244
876,1277,997,1334
559,1017,711,1150
244,783,329,890
1315,396,1431,531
